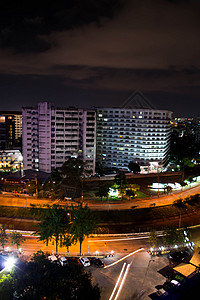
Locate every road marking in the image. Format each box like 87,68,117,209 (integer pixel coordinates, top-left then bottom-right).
108,262,126,300
104,248,144,269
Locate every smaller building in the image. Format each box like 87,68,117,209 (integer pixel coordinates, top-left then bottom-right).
0,111,22,150
0,149,23,171
174,247,200,277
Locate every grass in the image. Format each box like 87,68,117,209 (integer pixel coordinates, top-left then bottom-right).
85,196,121,202
135,191,148,198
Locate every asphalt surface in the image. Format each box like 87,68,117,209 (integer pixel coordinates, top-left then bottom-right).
0,181,200,210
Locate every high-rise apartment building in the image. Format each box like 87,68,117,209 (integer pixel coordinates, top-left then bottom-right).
96,92,172,173
0,111,22,150
22,102,96,174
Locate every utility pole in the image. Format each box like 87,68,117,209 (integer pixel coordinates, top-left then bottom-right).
179,209,182,228
35,172,38,199
158,171,159,198
81,177,84,202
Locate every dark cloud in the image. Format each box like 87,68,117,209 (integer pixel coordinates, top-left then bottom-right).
0,0,199,116
0,0,121,53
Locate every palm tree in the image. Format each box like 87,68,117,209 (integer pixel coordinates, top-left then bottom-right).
149,229,158,249
10,231,25,249
70,204,97,255
34,204,70,253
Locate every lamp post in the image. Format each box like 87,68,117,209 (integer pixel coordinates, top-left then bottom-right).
35,172,38,199
179,209,181,228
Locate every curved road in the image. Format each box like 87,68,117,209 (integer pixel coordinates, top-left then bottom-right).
0,182,200,210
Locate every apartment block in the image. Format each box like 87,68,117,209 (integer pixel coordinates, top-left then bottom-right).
22,102,96,174
96,92,172,173
0,111,22,150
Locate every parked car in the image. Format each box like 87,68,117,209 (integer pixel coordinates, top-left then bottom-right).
171,279,181,286
169,251,188,263
90,257,104,268
58,256,68,266
48,255,59,264
68,257,82,266
155,289,167,297
79,257,90,267
163,281,174,291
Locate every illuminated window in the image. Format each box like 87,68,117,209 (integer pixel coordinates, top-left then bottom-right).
0,116,5,123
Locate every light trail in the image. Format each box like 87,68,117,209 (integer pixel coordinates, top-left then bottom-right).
108,263,126,300
88,236,163,243
104,248,144,269
114,263,130,300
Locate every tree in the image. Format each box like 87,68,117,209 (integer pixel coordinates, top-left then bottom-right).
0,224,8,249
70,204,97,255
96,184,110,200
0,273,16,300
164,185,172,195
10,231,25,249
149,229,158,249
173,198,186,209
60,157,85,187
180,157,195,169
3,251,100,300
25,180,41,196
163,227,185,247
114,172,127,199
32,204,70,253
50,158,87,199
126,184,140,199
128,161,141,174
163,227,177,246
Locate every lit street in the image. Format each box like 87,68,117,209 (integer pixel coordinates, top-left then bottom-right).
5,226,200,299
11,235,167,300
0,1,200,298
0,181,200,210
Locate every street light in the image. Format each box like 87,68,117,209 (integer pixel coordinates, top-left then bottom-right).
4,256,16,271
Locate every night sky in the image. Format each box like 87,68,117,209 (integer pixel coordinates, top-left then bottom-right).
0,0,200,116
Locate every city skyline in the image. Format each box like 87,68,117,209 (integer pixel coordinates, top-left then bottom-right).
0,0,200,116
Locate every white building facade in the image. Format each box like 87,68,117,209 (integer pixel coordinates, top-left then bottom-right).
96,93,172,173
0,149,23,170
22,102,96,174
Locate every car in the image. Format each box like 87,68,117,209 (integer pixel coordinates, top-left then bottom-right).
171,279,181,286
155,289,168,297
67,257,82,266
169,251,188,263
58,256,68,266
79,257,90,267
163,281,174,291
90,257,104,268
48,255,59,264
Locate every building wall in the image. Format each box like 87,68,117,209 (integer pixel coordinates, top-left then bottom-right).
0,114,15,150
0,111,22,141
96,108,172,172
22,103,96,174
0,149,23,170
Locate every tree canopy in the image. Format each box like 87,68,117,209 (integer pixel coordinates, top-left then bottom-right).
32,204,71,253
10,231,25,250
0,224,8,249
128,161,141,174
70,203,97,255
0,251,100,300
